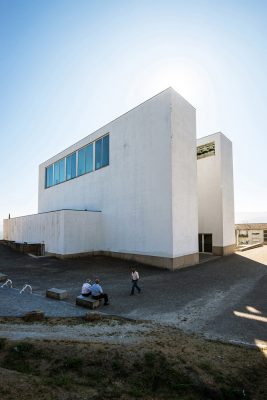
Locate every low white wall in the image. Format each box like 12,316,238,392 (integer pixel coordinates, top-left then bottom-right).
3,210,102,255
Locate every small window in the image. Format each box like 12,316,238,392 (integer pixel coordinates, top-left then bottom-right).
59,159,65,183
95,135,109,170
66,152,76,180
54,161,60,184
85,143,93,173
78,148,86,176
46,165,54,188
197,141,215,160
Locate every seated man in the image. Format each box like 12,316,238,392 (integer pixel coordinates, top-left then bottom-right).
91,278,109,305
81,279,92,297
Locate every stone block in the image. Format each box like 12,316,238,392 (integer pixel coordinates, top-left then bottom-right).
0,273,8,282
46,288,68,300
76,295,104,309
22,310,45,322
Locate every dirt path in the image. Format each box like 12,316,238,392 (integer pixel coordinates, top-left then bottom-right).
0,319,154,344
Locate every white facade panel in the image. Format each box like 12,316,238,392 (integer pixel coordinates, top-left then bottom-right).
170,89,198,257
38,89,174,258
197,133,235,251
221,135,235,247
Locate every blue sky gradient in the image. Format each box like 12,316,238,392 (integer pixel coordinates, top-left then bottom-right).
0,0,267,234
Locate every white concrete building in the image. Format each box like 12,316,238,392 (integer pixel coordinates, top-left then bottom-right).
3,88,235,269
197,133,235,255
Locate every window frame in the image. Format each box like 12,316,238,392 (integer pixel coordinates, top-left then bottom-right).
95,134,109,170
66,152,77,181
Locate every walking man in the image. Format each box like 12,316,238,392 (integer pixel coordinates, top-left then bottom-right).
130,268,141,295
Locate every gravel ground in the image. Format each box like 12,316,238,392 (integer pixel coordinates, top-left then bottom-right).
0,319,154,344
0,243,267,347
0,289,85,317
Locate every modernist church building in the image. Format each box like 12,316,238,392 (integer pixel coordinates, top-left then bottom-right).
3,88,235,270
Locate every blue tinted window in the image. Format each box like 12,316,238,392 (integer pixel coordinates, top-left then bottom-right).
85,144,93,173
95,139,102,170
59,159,65,183
45,134,109,188
54,161,60,184
102,135,109,167
95,135,109,170
66,152,76,180
66,156,71,180
71,153,76,178
78,148,85,176
46,165,54,188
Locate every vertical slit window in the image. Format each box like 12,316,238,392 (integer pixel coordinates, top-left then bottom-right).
102,135,109,167
59,159,65,183
95,135,109,170
66,152,76,180
78,148,86,176
54,161,60,184
46,165,54,188
85,143,93,173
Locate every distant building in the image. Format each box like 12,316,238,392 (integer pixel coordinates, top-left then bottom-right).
3,88,235,269
235,224,267,246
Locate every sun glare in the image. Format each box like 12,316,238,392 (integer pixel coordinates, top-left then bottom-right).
127,58,217,123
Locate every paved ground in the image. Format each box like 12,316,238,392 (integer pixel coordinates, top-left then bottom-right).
0,243,266,347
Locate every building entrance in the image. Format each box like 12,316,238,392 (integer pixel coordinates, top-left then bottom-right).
198,233,213,253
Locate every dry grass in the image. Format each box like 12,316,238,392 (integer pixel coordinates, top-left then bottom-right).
0,317,266,400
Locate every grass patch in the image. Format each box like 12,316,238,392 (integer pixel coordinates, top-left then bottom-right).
0,333,265,400
11,342,34,355
133,351,193,395
0,338,6,350
63,356,83,370
45,372,73,388
198,361,214,373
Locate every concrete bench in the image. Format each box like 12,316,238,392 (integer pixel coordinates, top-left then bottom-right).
76,295,104,309
0,273,8,282
46,288,68,300
22,310,45,322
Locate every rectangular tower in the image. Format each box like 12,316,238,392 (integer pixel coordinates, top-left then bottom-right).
197,132,235,255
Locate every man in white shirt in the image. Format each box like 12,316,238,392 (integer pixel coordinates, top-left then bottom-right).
91,278,109,305
131,268,141,295
81,279,92,297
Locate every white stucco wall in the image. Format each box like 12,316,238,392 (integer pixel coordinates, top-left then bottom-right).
197,133,235,249
38,88,175,258
170,89,198,257
221,134,235,247
3,210,101,255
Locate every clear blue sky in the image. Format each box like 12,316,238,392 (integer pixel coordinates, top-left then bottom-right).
0,0,267,235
